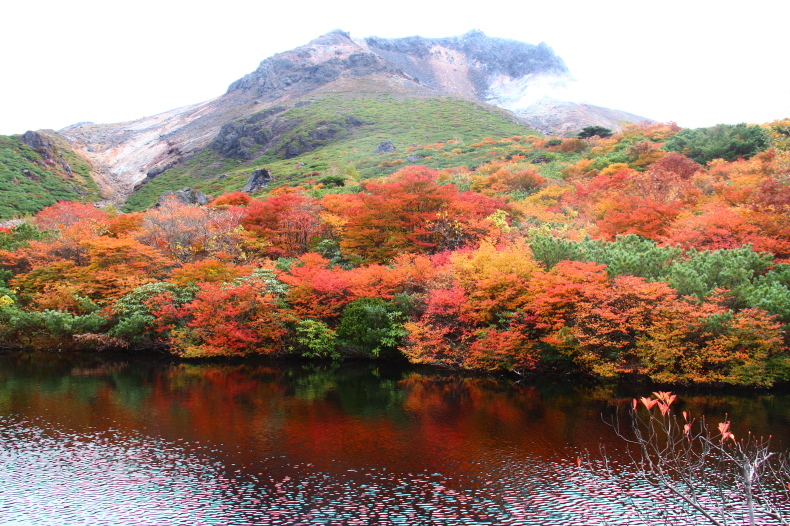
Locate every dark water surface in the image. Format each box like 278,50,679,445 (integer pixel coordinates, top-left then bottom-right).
1,352,789,525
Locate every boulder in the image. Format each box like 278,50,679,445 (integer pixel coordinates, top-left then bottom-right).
243,168,273,193
158,188,210,206
20,131,47,149
375,140,395,154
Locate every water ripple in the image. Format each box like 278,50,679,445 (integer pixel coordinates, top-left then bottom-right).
0,415,667,526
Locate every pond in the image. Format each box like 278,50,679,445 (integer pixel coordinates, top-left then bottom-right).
1,352,789,525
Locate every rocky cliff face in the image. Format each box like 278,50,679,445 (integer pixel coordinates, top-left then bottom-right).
53,30,649,200
362,30,569,101
226,31,408,100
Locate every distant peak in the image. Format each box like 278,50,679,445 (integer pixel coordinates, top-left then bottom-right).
307,29,353,46
461,29,486,38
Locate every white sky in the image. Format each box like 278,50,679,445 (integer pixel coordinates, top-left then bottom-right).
1,0,788,135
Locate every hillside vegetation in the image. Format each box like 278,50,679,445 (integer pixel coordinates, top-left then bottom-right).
0,133,99,219
124,94,538,211
3,116,790,387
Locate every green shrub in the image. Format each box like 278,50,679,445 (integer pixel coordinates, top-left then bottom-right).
0,223,52,250
336,297,407,358
319,175,345,187
664,246,773,301
577,126,613,138
0,302,111,351
530,234,679,280
294,319,339,359
108,281,198,346
663,123,769,164
530,235,586,269
531,235,774,307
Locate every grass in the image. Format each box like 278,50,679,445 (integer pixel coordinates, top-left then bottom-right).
0,134,100,220
123,93,545,211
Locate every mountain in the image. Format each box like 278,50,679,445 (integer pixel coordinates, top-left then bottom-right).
515,97,652,137
9,30,651,214
0,131,101,220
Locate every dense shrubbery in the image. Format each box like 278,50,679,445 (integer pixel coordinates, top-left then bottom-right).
4,120,790,386
663,123,769,164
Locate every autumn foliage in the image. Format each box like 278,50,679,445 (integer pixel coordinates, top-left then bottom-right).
2,127,790,387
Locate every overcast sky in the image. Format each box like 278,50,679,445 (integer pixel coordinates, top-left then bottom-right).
2,0,788,135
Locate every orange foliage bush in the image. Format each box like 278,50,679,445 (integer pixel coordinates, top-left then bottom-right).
210,192,253,207
559,138,587,153
241,193,325,258
137,198,244,262
153,277,290,357
11,235,171,310
34,201,110,233
450,239,538,324
169,258,254,286
280,253,353,320
337,166,504,262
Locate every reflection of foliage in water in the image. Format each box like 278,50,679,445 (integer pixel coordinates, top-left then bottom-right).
287,362,341,401
0,352,789,454
286,362,407,418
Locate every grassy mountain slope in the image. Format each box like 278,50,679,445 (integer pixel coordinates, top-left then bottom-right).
0,133,100,220
124,94,541,211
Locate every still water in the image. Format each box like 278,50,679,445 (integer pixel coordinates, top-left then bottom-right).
1,352,789,525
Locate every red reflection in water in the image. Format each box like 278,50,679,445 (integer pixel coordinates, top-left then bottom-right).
3,354,790,485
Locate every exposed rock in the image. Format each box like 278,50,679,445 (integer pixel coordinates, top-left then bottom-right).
406,154,423,162
284,138,309,158
0,219,25,229
345,115,364,127
158,188,210,206
21,131,48,149
375,140,395,154
364,30,569,100
246,106,286,124
310,122,345,141
213,113,298,160
242,168,273,193
59,100,220,196
226,30,404,100
531,155,551,164
146,166,166,178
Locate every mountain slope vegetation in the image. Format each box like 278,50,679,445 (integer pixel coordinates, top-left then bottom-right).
0,132,99,220
4,117,790,387
124,94,540,211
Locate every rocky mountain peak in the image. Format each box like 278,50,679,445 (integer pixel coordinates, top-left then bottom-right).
365,30,567,77
305,29,355,47
361,30,569,99
52,30,651,201
225,30,403,100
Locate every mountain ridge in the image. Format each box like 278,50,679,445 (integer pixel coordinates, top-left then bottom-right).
35,30,651,204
